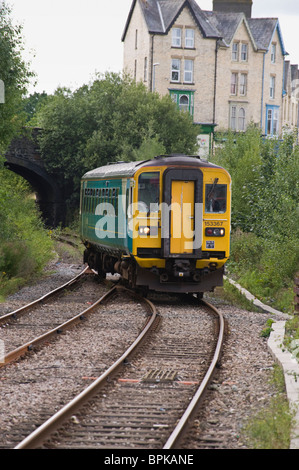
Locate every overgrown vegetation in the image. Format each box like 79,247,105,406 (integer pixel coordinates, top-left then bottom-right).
0,2,34,152
0,160,54,299
242,365,295,449
212,126,299,313
0,4,53,299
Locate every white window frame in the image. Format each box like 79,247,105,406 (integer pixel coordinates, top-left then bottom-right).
267,109,273,135
185,28,195,48
172,28,182,47
240,73,247,96
272,108,279,135
231,73,238,95
171,58,181,82
230,105,237,130
184,59,193,83
241,43,248,61
144,57,148,82
179,94,189,113
238,107,246,131
232,42,239,61
270,75,275,99
271,44,276,64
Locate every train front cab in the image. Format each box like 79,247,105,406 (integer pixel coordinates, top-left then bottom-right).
131,163,231,293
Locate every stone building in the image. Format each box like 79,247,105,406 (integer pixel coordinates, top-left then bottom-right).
283,61,299,131
122,0,297,150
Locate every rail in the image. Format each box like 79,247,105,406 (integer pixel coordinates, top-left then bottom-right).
163,298,225,449
0,266,90,327
15,287,158,449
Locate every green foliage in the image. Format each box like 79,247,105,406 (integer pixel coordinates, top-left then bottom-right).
242,365,294,449
0,2,35,151
0,160,54,297
244,397,292,449
36,73,199,205
260,319,275,338
22,91,49,123
212,126,299,312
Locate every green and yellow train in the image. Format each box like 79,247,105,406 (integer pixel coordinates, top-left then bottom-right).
80,154,231,295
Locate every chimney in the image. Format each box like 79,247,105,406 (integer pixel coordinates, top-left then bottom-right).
213,0,253,18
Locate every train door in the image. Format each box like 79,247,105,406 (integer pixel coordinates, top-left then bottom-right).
162,168,203,258
170,180,194,254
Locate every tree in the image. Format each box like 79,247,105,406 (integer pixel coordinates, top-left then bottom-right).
0,2,35,151
36,73,199,206
22,91,48,123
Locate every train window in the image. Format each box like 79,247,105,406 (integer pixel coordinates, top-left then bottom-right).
138,172,160,212
205,183,227,213
115,188,119,216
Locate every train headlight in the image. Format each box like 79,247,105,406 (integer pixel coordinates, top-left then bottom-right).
139,226,151,236
205,227,225,237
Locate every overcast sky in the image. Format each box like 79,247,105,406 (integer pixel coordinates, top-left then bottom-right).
6,0,299,95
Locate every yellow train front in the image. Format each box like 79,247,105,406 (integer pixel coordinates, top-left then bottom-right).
80,154,231,295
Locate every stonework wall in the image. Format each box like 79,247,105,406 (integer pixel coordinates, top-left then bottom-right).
123,3,290,135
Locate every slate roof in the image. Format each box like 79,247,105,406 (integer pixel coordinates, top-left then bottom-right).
123,0,287,56
247,18,281,51
122,0,222,40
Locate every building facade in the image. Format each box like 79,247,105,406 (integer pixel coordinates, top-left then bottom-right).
122,0,297,147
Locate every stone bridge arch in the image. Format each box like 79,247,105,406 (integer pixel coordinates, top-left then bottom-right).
4,128,66,227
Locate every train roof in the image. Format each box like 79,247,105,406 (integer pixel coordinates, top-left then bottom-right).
81,154,222,180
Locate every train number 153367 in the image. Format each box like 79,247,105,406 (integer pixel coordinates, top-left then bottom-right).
204,221,224,227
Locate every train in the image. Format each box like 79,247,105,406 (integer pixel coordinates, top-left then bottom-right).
79,154,231,296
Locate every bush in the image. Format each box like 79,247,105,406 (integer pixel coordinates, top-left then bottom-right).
212,127,299,313
0,163,54,297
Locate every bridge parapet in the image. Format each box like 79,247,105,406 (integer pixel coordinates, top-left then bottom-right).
4,128,66,227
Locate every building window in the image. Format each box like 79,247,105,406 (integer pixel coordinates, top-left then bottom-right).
273,108,279,134
231,73,238,95
230,104,247,132
172,28,182,47
271,44,276,64
238,108,246,131
134,60,137,81
135,29,138,50
266,105,279,136
270,76,275,99
185,29,194,48
179,94,189,112
232,42,239,61
241,43,248,61
240,73,247,96
184,59,193,83
171,59,180,82
230,106,237,130
169,90,194,117
144,57,148,82
267,109,272,135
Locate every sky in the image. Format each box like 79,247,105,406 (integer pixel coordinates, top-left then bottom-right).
5,0,299,95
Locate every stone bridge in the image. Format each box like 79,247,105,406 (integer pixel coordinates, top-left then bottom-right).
4,128,66,227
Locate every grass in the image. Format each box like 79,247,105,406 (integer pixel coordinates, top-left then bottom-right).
242,365,295,449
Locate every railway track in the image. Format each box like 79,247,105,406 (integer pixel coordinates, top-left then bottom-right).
0,267,112,367
12,289,225,450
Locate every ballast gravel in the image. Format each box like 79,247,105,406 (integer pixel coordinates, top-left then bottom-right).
0,258,290,449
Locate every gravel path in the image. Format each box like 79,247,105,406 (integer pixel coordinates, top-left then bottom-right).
0,253,289,449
